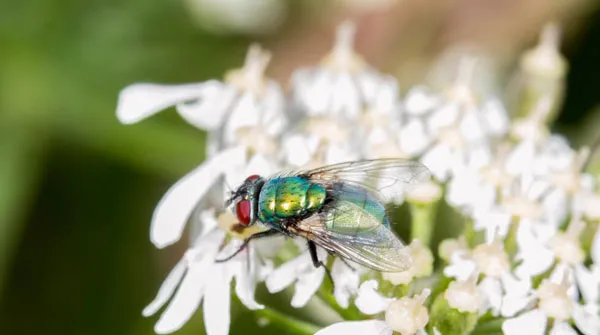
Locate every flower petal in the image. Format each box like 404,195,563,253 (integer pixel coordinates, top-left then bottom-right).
176,81,235,130
203,264,233,335
143,259,187,317
265,254,305,293
479,277,502,315
116,83,206,124
355,280,392,315
481,98,509,136
443,252,477,281
572,303,600,335
505,141,536,176
291,266,325,308
514,221,554,279
315,320,391,335
233,247,264,310
502,309,547,335
223,93,261,144
154,252,216,334
400,119,430,156
404,86,439,116
549,321,578,335
331,258,360,309
151,146,246,248
574,264,600,304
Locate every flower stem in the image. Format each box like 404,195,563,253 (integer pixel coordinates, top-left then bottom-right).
470,318,505,335
410,202,438,248
505,218,520,258
255,306,321,335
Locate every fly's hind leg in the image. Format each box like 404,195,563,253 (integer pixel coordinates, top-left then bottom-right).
215,229,279,263
308,241,335,293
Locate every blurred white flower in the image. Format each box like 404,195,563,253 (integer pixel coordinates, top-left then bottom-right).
444,273,482,313
341,280,431,335
416,58,506,182
142,148,279,334
117,44,286,156
143,212,272,335
265,244,328,308
184,0,287,35
502,263,600,335
331,258,363,309
292,21,384,121
382,239,433,285
443,237,530,316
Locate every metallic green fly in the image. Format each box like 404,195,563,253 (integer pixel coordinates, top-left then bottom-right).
216,158,431,273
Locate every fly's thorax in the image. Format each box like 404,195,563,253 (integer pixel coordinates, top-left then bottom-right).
257,177,326,223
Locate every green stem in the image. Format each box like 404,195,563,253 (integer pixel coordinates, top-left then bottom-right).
463,219,477,248
255,306,321,335
410,202,438,248
505,217,520,258
470,318,505,335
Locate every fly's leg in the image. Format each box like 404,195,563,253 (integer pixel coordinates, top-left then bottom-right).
308,241,335,293
215,229,279,263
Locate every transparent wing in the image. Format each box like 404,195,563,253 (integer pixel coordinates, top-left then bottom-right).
296,214,412,272
295,158,430,201
294,183,412,272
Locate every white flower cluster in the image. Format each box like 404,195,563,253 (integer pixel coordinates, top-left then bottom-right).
116,21,600,335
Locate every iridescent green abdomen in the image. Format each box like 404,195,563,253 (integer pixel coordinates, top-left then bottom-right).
258,177,326,223
325,183,391,232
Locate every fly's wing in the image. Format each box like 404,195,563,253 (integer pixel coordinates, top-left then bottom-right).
295,158,430,201
294,183,412,272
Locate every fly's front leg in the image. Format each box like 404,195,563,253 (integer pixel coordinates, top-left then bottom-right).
215,229,279,263
308,241,335,292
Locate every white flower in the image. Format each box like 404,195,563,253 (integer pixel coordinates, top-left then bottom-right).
382,239,434,285
438,236,468,262
148,146,248,248
291,21,384,121
143,149,279,334
331,258,363,309
444,273,482,313
183,0,287,35
415,57,508,183
341,280,431,335
143,212,271,335
443,238,529,316
265,243,329,308
514,215,595,307
117,44,286,155
502,267,589,335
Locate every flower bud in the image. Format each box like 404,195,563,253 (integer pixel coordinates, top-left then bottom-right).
385,289,431,335
438,237,468,263
549,218,585,265
429,289,478,335
383,240,433,285
444,274,482,313
472,240,509,278
537,279,573,321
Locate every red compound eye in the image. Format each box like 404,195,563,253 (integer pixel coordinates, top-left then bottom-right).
236,199,251,226
246,174,260,181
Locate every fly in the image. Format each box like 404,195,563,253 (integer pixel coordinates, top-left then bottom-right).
216,158,430,275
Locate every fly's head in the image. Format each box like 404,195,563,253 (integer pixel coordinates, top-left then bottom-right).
225,174,264,226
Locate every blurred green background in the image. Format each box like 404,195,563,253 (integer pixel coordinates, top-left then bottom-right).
0,1,599,335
